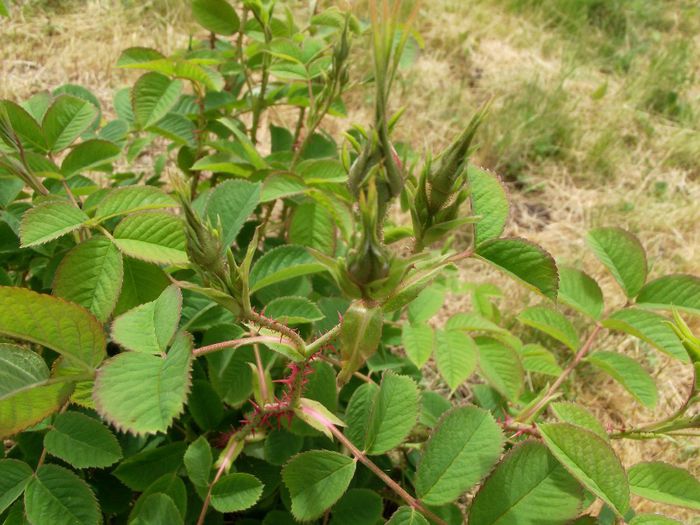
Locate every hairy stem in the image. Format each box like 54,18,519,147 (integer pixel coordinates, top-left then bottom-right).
195,420,256,525
244,309,306,352
305,323,342,355
517,324,602,423
193,335,294,357
253,343,270,403
327,424,447,525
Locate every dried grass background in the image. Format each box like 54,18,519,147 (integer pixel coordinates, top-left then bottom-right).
1,0,698,521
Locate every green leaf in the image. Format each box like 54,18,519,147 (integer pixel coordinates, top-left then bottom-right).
297,158,347,184
0,344,49,397
282,450,356,521
518,305,580,351
93,332,192,435
0,344,75,437
264,429,303,466
190,153,248,175
0,100,48,152
551,402,608,440
115,257,170,315
188,379,224,430
250,245,326,293
132,72,183,129
0,460,33,514
22,91,52,121
53,237,123,322
586,351,657,408
130,474,187,523
211,473,263,513
42,95,98,152
192,0,240,35
0,177,24,207
24,464,100,525
629,514,683,525
20,200,88,247
345,372,419,455
117,52,225,91
419,391,452,428
363,373,419,454
628,462,700,510
130,493,183,525
113,211,188,265
468,441,582,525
415,406,504,506
476,336,524,401
61,139,120,177
538,423,629,516
184,436,213,488
558,266,604,319
289,201,336,254
586,227,647,298
0,287,106,370
408,285,445,324
1,381,75,439
468,165,509,245
476,238,559,300
636,274,700,316
264,296,323,324
261,173,308,202
330,489,383,525
116,47,165,67
205,329,253,405
52,85,101,125
310,189,353,240
147,113,195,147
603,308,688,362
112,442,186,490
344,382,377,447
445,311,508,334
435,329,477,391
401,323,434,367
204,179,261,249
386,507,429,525
95,185,177,221
520,343,563,377
111,284,181,354
0,2,9,19
44,411,122,468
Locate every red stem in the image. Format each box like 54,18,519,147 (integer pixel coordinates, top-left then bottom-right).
326,425,447,525
193,335,294,357
518,324,602,422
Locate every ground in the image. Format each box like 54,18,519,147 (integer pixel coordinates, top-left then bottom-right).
1,0,698,521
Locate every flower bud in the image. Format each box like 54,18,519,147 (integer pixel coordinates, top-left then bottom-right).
428,108,486,213
346,180,392,288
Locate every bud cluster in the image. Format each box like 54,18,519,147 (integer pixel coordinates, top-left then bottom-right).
409,107,487,250
177,188,245,314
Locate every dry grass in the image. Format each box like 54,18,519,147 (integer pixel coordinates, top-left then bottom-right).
1,0,699,521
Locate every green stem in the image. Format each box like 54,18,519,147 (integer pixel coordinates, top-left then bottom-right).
305,323,341,355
